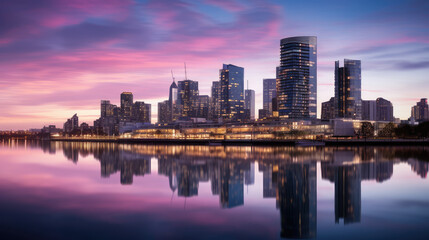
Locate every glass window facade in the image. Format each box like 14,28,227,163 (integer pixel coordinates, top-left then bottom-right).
276,36,317,119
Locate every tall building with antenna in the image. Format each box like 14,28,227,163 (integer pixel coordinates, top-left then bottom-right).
177,63,199,118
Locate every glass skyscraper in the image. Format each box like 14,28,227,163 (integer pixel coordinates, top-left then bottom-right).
219,64,244,122
263,78,277,115
177,80,199,118
244,89,255,120
334,59,362,119
276,36,317,119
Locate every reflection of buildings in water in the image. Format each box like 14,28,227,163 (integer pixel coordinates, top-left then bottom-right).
278,162,317,239
157,153,248,208
94,147,151,185
62,142,79,163
244,162,255,186
321,150,394,225
408,159,429,178
220,160,248,208
259,161,277,198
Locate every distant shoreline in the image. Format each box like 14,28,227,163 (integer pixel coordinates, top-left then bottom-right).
43,137,429,146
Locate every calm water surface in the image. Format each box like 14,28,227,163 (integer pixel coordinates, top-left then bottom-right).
1,140,429,240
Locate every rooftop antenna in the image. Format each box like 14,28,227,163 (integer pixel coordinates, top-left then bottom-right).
171,69,175,83
184,62,188,80
247,80,249,90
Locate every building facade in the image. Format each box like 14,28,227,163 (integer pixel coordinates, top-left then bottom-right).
120,92,133,122
376,98,394,122
411,98,429,122
276,36,317,119
263,78,277,116
178,80,199,118
219,64,245,122
321,97,335,120
334,59,362,119
362,100,376,121
209,81,221,121
245,89,255,120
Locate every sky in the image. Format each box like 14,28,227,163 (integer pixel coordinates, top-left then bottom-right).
0,0,428,130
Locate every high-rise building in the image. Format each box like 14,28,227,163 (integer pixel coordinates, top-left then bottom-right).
192,95,209,119
263,78,277,115
158,100,169,124
177,80,199,118
63,113,79,133
101,100,116,118
321,97,335,120
120,92,133,122
276,36,317,119
362,100,376,121
334,59,362,119
376,98,394,122
144,103,151,124
244,89,255,120
411,98,428,122
132,101,150,123
209,81,221,120
168,80,179,122
220,64,245,122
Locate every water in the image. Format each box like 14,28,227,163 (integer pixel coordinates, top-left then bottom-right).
1,140,428,240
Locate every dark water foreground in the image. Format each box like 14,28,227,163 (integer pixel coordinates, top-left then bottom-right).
1,140,428,240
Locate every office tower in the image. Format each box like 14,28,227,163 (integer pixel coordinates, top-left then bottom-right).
362,100,376,121
120,92,133,122
168,80,179,122
258,109,269,120
131,101,150,123
209,81,221,120
244,89,255,120
263,78,277,115
334,59,362,119
321,97,335,120
219,64,245,122
177,80,199,118
144,103,151,124
278,162,317,238
101,100,116,118
158,101,169,123
276,36,317,119
63,113,79,133
376,98,394,121
192,95,210,119
411,98,429,122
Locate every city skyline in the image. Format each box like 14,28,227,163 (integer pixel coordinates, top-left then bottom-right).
1,0,428,129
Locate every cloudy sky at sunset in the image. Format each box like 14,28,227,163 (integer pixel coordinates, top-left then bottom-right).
0,0,428,129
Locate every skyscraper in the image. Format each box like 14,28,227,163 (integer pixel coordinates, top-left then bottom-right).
209,81,221,120
177,80,199,118
362,100,376,121
334,59,362,119
321,97,335,120
376,98,394,121
192,95,209,119
220,64,245,122
168,80,179,122
120,92,133,122
263,78,277,115
411,98,428,122
244,89,255,120
276,36,317,119
158,100,169,124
